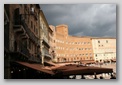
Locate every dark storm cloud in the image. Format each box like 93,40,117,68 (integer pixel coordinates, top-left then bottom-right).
40,4,116,37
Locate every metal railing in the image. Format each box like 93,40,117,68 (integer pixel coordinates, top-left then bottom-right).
14,14,39,44
20,14,39,44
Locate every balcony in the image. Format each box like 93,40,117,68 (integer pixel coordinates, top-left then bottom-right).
20,33,29,39
42,36,50,48
10,42,30,61
13,25,28,39
43,40,50,48
13,14,39,45
13,13,28,39
44,54,52,60
21,15,39,44
28,55,41,63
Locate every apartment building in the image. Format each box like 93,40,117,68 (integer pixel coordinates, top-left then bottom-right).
91,38,116,62
54,24,94,63
4,4,53,79
39,10,52,64
49,25,56,61
50,24,116,63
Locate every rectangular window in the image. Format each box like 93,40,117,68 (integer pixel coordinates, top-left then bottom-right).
98,41,100,43
36,29,38,35
31,21,33,29
90,57,92,60
89,53,92,56
29,40,31,49
28,16,29,24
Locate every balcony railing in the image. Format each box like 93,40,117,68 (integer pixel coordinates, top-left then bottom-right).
44,54,52,59
14,14,39,45
28,55,41,63
42,40,50,48
9,41,30,61
21,15,39,44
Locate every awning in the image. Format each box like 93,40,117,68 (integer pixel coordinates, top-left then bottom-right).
52,64,113,75
44,61,56,66
63,66,113,75
15,61,54,75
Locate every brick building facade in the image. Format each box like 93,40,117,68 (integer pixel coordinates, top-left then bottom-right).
54,25,94,63
4,4,52,79
50,24,116,63
92,38,116,62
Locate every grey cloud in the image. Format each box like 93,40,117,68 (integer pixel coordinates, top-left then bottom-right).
40,4,116,38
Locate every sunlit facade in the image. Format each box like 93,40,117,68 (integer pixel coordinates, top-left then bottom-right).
50,24,116,63
92,38,116,62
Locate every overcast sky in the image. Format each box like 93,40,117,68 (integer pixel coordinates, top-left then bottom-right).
40,4,116,38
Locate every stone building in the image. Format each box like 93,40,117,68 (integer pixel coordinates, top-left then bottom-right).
4,4,116,79
91,37,116,62
54,24,94,63
4,4,10,79
50,24,116,64
49,25,56,62
39,10,52,65
4,4,42,79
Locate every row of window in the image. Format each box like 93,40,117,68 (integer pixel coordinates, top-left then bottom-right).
98,45,116,48
95,53,116,57
31,21,38,36
66,42,90,45
57,57,93,62
94,48,116,51
56,39,91,45
56,53,93,57
98,45,104,47
95,57,115,60
56,47,92,51
23,5,39,36
98,40,108,43
56,40,64,43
